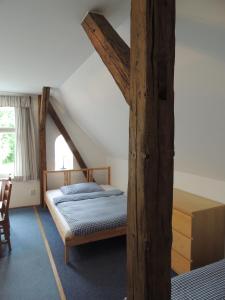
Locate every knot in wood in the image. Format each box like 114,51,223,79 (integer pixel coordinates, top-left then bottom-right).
131,152,136,159
144,153,150,160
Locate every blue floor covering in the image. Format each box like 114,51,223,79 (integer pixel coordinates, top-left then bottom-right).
0,207,60,300
1,207,177,300
38,207,127,300
38,207,177,300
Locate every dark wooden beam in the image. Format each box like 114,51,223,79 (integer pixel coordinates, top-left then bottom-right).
39,87,50,206
48,101,88,177
82,12,130,105
127,0,175,299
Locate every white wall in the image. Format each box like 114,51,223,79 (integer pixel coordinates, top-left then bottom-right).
10,181,40,208
107,156,128,192
107,156,225,204
46,95,107,190
10,0,225,206
59,19,130,159
60,11,225,182
57,1,225,205
10,94,107,208
174,172,225,204
48,96,107,169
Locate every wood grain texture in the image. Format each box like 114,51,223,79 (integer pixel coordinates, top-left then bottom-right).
39,87,50,206
172,191,225,274
82,12,130,104
173,188,224,214
191,205,225,268
171,249,191,274
172,230,192,259
43,167,110,198
172,209,192,238
127,1,175,299
48,101,88,178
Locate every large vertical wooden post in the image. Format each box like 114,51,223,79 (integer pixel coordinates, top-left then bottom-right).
39,87,50,206
127,0,175,299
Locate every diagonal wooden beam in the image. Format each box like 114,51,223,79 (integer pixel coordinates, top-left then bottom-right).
39,86,50,206
82,12,130,105
48,101,89,178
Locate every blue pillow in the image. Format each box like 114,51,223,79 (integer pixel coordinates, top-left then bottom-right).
60,182,104,195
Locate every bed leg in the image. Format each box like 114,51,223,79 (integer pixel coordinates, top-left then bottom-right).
64,245,69,264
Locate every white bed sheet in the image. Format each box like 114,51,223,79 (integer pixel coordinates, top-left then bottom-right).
45,185,116,240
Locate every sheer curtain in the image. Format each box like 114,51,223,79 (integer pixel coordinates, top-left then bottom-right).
0,95,38,181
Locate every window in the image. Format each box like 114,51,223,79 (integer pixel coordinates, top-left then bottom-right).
0,107,16,176
55,135,73,170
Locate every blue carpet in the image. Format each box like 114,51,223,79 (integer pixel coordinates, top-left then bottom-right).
0,207,60,300
38,207,127,300
38,207,177,300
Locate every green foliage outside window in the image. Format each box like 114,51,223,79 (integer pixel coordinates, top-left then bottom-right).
0,108,15,166
0,133,15,164
0,108,15,128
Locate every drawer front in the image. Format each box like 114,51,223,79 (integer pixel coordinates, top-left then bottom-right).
172,209,192,238
172,230,192,260
172,249,191,274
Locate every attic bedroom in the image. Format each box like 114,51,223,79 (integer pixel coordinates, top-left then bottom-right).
0,0,225,300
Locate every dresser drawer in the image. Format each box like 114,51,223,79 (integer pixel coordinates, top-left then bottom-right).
171,249,191,274
172,230,192,259
172,209,192,238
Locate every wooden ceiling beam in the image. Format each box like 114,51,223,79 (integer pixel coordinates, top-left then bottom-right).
48,101,89,179
82,12,130,105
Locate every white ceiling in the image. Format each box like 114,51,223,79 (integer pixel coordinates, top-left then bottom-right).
58,0,225,182
1,0,225,94
1,0,225,181
0,0,130,94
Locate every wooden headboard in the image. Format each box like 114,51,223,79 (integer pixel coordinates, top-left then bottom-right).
43,166,111,196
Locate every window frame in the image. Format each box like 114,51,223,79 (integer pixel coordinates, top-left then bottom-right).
55,134,74,171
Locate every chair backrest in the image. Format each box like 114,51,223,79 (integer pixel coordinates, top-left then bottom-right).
1,180,12,219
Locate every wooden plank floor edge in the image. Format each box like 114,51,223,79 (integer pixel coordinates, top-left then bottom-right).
33,206,67,300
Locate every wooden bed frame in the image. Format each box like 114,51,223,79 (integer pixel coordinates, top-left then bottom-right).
43,167,127,263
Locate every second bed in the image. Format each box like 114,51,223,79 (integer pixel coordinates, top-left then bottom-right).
43,167,127,263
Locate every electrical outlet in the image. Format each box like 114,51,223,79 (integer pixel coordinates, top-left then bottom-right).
30,189,36,196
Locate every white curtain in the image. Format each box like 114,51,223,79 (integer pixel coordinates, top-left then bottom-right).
0,95,38,181
0,95,30,108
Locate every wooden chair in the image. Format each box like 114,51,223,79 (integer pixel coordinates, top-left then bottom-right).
0,179,12,256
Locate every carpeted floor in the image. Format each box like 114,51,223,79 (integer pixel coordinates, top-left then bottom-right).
0,207,60,300
38,207,177,300
0,207,177,300
38,207,127,300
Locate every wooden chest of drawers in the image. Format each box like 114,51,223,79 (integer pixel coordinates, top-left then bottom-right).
172,189,225,274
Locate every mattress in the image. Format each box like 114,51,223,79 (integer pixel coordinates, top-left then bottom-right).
171,259,225,299
45,185,118,240
55,190,126,236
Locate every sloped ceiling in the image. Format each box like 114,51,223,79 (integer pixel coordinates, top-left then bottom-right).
0,0,130,93
59,0,225,181
1,0,225,181
59,18,130,159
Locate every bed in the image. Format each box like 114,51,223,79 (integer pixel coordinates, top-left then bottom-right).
171,259,225,299
43,167,127,263
124,259,225,300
